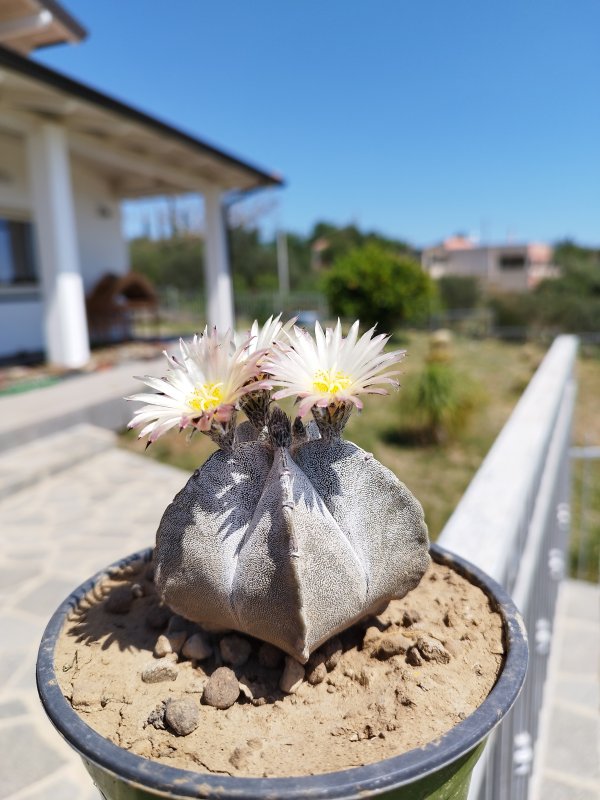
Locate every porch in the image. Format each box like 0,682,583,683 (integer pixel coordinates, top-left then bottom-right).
0,44,282,368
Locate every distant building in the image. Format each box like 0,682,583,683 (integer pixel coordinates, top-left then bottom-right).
422,237,558,293
0,1,282,367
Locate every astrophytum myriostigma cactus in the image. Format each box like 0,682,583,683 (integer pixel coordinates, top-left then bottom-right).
128,317,430,663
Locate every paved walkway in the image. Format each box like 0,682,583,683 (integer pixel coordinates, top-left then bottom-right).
0,426,187,799
530,579,600,800
0,354,164,451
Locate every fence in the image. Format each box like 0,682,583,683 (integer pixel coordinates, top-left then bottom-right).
438,334,579,799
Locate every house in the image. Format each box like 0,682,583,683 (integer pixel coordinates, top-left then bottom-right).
422,236,558,293
0,0,282,367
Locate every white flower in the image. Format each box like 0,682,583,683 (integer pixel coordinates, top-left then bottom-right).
236,314,296,362
127,327,269,443
265,319,405,417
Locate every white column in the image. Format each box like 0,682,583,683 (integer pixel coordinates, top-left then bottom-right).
27,123,90,368
203,186,235,331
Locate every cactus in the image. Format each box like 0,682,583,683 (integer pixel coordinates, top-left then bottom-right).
128,317,430,663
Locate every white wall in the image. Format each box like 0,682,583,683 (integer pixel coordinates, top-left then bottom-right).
70,157,129,291
0,294,44,356
0,128,130,358
0,129,43,356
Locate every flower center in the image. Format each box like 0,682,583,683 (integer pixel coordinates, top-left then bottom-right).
187,382,224,413
312,368,352,394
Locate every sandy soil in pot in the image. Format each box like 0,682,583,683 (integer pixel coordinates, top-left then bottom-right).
55,555,504,778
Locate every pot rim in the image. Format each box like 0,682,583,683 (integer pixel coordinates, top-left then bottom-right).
37,543,528,799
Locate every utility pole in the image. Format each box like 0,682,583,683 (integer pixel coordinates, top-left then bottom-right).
277,229,290,303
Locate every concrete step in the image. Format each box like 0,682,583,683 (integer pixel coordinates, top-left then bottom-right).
0,424,116,499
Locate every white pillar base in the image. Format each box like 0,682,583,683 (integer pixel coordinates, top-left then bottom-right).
28,123,90,368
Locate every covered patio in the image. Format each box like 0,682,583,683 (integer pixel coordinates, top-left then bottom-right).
0,44,282,368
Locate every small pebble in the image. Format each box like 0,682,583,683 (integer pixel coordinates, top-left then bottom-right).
258,642,283,669
321,636,342,671
146,702,166,730
146,605,170,630
220,634,252,667
154,635,172,658
306,661,327,685
279,656,304,694
362,626,382,652
106,585,133,614
165,697,200,736
203,667,240,709
141,658,178,684
182,632,212,661
406,646,423,666
417,636,451,664
374,632,412,660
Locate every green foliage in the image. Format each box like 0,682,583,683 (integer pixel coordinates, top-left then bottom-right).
438,276,480,310
228,227,278,292
130,235,204,292
399,360,479,445
487,292,536,335
532,241,600,332
323,243,438,332
311,222,413,268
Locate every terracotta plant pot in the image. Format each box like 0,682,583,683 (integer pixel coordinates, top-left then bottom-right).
37,544,528,799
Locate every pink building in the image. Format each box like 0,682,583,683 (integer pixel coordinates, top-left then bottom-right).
422,237,558,293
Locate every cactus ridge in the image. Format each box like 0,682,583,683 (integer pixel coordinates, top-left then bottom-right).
155,418,429,662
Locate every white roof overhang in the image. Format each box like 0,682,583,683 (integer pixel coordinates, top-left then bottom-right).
0,45,284,198
0,0,86,55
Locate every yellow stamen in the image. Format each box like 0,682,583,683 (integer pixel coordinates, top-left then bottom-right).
312,368,352,394
187,382,224,413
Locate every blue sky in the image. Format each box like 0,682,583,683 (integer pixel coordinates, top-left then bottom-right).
36,1,600,247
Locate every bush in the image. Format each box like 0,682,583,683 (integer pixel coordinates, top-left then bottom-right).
323,243,438,332
438,276,480,310
399,361,479,444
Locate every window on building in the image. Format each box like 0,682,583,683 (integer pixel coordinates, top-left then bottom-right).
0,219,38,286
499,254,526,270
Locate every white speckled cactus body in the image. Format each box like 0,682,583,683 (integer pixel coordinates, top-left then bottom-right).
128,318,430,663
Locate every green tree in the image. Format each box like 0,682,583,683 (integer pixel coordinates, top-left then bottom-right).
130,235,204,292
310,221,413,268
323,243,438,332
532,241,600,331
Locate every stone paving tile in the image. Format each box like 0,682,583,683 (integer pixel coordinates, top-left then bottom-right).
0,613,45,649
555,617,599,675
543,705,600,780
16,578,79,617
0,722,67,797
0,699,28,719
539,777,600,800
0,425,115,499
0,431,187,799
530,580,600,800
554,676,599,710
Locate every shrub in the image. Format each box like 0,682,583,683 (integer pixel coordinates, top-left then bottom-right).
323,243,438,332
438,276,480,310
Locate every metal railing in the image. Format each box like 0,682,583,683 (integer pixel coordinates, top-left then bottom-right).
438,334,579,800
